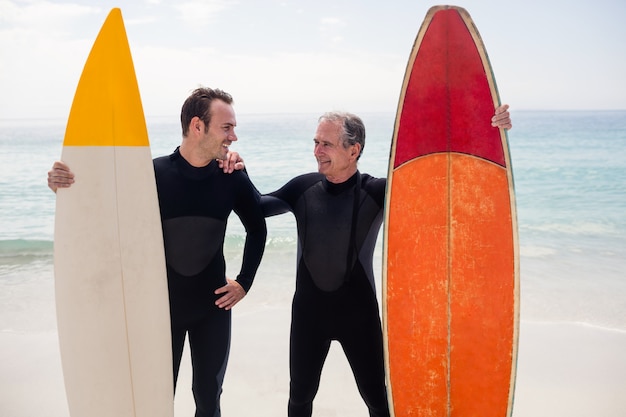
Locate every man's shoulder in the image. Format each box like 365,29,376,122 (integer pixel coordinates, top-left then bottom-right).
268,172,323,199
360,172,386,185
285,172,324,188
229,168,254,182
152,151,176,170
360,172,387,203
295,172,324,181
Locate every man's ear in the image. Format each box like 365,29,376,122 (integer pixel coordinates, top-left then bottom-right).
352,143,362,159
191,116,202,133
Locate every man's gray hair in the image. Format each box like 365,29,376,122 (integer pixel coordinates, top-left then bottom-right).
318,111,366,160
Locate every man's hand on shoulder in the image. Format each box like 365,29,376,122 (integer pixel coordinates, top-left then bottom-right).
218,151,245,173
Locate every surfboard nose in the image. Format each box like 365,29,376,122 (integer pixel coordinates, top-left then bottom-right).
63,8,149,148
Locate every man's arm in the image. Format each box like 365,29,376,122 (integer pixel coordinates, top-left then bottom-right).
215,173,268,310
226,153,296,217
260,195,292,217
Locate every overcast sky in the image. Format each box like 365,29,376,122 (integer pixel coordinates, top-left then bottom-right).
1,0,625,120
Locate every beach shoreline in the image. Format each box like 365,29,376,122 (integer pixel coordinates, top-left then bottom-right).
2,311,625,417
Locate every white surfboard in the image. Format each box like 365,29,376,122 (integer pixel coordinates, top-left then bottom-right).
53,9,173,417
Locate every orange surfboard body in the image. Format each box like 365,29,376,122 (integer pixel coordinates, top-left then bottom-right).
383,6,519,417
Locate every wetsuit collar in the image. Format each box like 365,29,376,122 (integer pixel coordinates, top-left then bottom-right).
323,170,359,196
170,146,219,180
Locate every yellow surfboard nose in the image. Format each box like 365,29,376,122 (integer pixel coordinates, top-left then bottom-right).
63,8,149,147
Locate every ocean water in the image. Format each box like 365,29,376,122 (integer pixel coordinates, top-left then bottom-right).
0,110,625,335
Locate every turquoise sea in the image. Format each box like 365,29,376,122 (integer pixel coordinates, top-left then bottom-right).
0,110,625,336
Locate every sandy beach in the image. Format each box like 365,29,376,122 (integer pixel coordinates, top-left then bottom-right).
2,299,625,417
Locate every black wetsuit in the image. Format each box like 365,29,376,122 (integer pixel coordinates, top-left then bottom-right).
261,171,389,417
154,148,267,417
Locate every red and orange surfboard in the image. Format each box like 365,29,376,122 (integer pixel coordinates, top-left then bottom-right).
383,6,519,417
